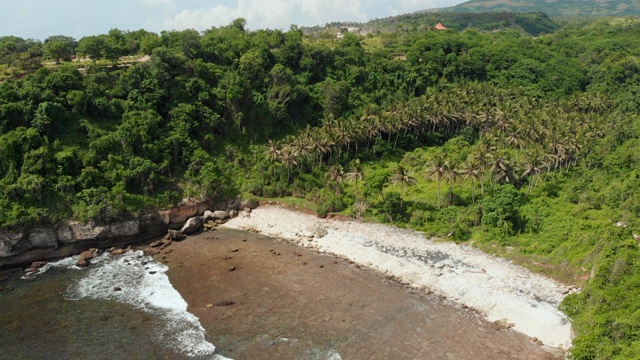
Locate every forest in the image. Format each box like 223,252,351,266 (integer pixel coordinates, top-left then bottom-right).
1,14,640,359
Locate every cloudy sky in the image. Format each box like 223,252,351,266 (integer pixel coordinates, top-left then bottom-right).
0,0,467,40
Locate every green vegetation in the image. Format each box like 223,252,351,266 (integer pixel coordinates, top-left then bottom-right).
2,15,640,358
447,0,640,17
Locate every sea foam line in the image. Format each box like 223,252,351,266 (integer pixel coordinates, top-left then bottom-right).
42,251,226,358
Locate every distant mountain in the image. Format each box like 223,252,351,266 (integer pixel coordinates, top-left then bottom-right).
443,0,640,17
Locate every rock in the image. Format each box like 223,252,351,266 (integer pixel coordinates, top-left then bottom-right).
107,220,140,238
150,238,170,248
633,233,640,243
240,199,259,209
113,287,122,292
214,300,235,307
211,211,230,220
56,224,75,244
76,257,90,267
181,217,203,235
615,221,628,228
231,248,239,252
168,204,198,225
228,266,236,271
69,222,108,242
203,210,214,221
110,248,126,256
79,249,96,260
168,229,184,240
0,232,26,258
30,261,48,271
28,227,58,249
229,210,238,218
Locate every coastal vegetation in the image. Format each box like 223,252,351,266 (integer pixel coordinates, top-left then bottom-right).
1,14,640,358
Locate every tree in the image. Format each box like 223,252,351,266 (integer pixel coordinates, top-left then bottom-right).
461,160,481,203
77,36,104,63
426,156,447,209
345,159,364,205
43,35,75,64
389,165,416,211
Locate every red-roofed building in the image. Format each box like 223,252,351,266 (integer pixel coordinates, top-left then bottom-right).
435,23,447,30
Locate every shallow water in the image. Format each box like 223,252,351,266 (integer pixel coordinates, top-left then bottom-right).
0,251,221,360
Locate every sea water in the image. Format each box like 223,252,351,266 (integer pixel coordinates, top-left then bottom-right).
0,251,230,360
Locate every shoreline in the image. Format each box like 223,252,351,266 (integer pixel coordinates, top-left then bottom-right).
222,205,573,351
155,227,560,359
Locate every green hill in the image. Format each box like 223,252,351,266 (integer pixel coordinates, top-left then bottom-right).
445,0,640,17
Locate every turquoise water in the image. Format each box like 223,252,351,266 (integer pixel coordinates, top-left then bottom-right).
0,252,224,360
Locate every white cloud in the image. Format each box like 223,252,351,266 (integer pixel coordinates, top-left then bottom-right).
163,0,367,31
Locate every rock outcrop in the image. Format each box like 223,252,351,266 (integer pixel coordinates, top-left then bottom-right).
0,197,258,269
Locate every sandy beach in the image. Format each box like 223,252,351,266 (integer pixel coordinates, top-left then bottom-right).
150,204,570,359
221,205,573,350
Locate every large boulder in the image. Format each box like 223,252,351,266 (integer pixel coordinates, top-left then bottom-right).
140,212,165,235
211,211,230,220
168,205,198,225
69,222,108,242
107,220,140,238
0,232,27,258
203,210,214,221
56,224,75,244
240,199,259,210
28,228,58,249
181,217,203,235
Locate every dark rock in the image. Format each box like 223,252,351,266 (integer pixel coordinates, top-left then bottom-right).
28,227,58,249
107,220,140,238
215,301,235,307
212,211,230,220
181,217,203,235
240,199,259,209
168,229,184,240
113,287,122,292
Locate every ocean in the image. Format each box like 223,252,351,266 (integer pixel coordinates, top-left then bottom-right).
0,251,229,360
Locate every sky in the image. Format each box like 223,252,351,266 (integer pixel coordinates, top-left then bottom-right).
0,0,468,40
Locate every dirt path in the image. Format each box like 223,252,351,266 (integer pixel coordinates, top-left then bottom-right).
154,228,559,359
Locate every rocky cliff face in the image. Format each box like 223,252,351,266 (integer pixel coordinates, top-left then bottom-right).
0,198,259,269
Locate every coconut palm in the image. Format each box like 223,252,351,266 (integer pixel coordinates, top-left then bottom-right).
389,165,416,210
426,155,447,209
461,160,482,203
279,148,297,184
443,160,460,206
327,164,344,195
345,159,364,204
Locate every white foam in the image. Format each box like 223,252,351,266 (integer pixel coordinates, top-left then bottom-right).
40,251,222,358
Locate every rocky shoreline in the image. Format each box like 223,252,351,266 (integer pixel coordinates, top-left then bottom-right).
222,205,574,353
0,198,258,269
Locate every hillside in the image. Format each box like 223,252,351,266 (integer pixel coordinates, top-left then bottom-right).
301,11,560,36
2,17,640,359
444,0,640,17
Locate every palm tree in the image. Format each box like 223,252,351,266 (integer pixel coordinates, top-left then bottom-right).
426,156,447,209
443,160,460,206
389,165,416,210
521,148,545,192
345,159,364,204
279,148,297,184
461,160,481,203
488,152,515,185
327,164,344,195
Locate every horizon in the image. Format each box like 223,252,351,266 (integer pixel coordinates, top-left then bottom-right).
0,0,467,41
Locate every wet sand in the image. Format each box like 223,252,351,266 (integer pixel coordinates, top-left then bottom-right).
154,229,559,360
